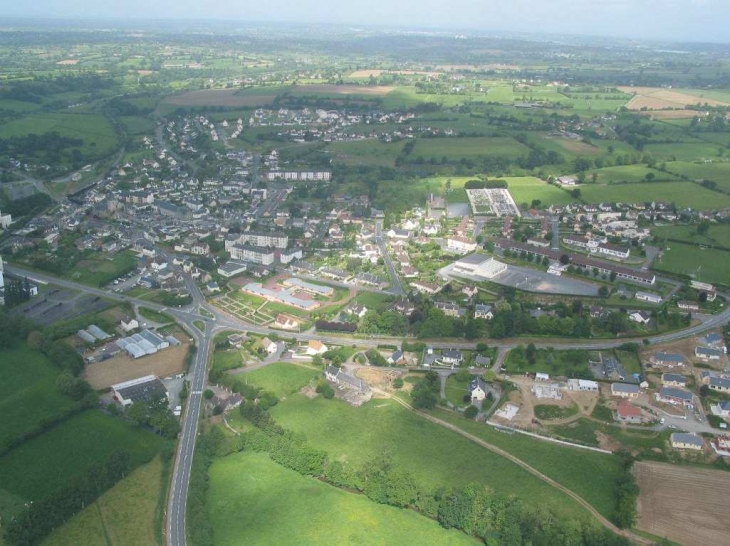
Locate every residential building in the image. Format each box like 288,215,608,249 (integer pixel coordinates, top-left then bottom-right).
229,244,275,265
635,291,662,304
611,383,640,398
474,304,494,320
670,432,704,451
469,378,488,402
656,386,693,407
661,373,687,388
650,352,685,368
615,402,643,424
695,346,724,360
306,340,328,356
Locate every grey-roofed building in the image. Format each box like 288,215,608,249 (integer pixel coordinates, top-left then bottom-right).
696,346,724,360
709,376,730,393
325,365,370,393
112,375,168,407
651,352,685,368
441,349,463,364
611,382,640,398
661,373,687,387
671,432,704,451
657,386,693,407
87,324,111,340
77,329,96,344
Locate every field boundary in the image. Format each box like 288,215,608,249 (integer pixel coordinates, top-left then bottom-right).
485,421,613,454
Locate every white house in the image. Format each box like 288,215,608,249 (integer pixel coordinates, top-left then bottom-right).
474,304,494,320
261,337,278,355
306,340,328,356
469,378,488,402
120,316,139,332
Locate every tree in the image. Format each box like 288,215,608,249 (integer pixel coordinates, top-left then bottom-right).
392,377,404,389
697,220,710,235
559,253,570,265
204,389,214,399
598,285,609,298
526,343,537,364
464,405,479,419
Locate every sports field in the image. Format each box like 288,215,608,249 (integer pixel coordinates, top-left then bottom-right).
41,456,166,546
208,452,479,546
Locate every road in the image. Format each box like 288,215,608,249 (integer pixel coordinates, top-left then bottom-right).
375,219,405,295
7,264,730,545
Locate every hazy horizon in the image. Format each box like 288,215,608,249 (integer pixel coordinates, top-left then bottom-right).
1,0,729,44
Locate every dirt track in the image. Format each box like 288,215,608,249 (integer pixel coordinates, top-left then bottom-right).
377,388,652,545
635,461,730,546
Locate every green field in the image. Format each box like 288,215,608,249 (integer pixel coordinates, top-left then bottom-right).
241,362,319,397
412,136,531,161
663,160,730,191
270,394,587,518
444,374,472,408
503,176,578,206
652,223,730,248
504,348,591,377
64,250,137,287
577,181,730,209
643,141,724,162
0,345,80,452
328,139,405,167
138,307,175,324
583,165,679,184
0,112,119,160
41,456,166,546
208,452,478,546
0,411,168,509
653,241,730,286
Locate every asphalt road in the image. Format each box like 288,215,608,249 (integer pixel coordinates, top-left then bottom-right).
375,219,405,295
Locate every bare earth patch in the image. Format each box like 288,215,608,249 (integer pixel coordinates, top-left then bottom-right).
84,341,189,389
619,86,730,110
56,59,79,65
295,84,395,96
635,461,730,546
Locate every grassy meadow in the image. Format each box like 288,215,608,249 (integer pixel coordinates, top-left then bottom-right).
208,452,479,546
270,394,592,519
240,362,320,397
41,456,167,546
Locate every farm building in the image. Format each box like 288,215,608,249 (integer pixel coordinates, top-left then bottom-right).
88,325,111,340
611,383,640,398
650,352,685,368
615,402,643,424
568,379,599,391
112,375,168,407
77,329,96,344
670,433,704,451
661,373,687,388
116,329,169,359
656,386,693,407
635,291,662,304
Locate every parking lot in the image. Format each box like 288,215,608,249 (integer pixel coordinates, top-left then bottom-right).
14,287,112,326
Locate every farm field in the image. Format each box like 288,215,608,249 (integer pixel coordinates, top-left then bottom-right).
411,136,531,161
651,223,730,248
0,344,80,452
642,141,724,162
163,89,280,108
634,462,730,546
0,410,168,513
653,242,730,286
270,394,590,519
41,456,166,546
619,86,730,110
502,176,577,206
663,160,730,190
582,165,679,184
328,139,405,167
239,362,319,397
207,452,479,546
577,181,730,209
0,112,118,160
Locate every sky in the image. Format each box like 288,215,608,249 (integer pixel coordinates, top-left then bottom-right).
2,0,729,43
